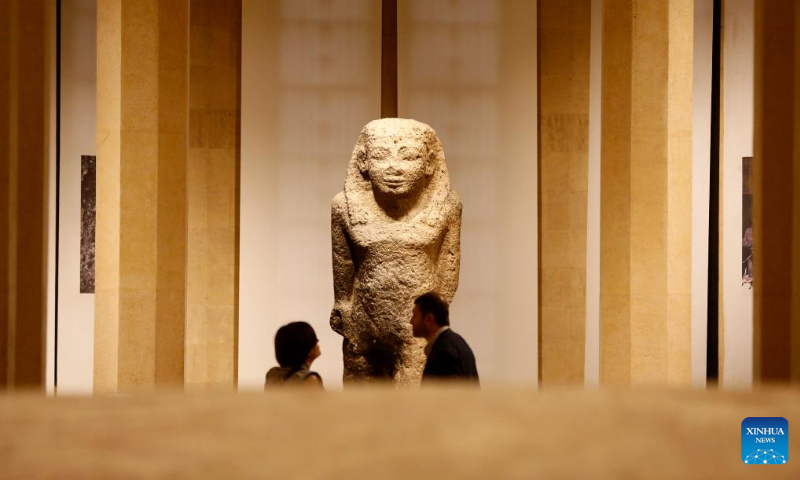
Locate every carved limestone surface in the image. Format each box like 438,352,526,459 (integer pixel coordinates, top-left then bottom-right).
331,118,462,385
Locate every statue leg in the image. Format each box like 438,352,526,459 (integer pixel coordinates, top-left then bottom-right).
342,335,399,384
342,337,372,384
343,333,426,385
344,333,406,383
393,337,426,386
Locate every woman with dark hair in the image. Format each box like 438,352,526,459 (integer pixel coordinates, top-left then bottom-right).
265,321,323,389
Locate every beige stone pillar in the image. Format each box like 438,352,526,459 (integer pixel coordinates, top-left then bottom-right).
753,0,800,384
185,0,241,389
95,0,189,393
600,0,693,386
0,0,53,390
537,0,591,385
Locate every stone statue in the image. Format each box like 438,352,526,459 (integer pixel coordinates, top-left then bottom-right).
330,118,462,385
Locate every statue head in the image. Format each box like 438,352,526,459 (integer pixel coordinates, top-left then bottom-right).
344,118,453,226
354,119,437,197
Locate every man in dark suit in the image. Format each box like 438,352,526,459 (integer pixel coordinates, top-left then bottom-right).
410,292,479,385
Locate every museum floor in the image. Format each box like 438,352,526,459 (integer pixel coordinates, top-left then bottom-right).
2,387,799,479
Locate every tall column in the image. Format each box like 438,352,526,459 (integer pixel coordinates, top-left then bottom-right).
0,0,53,390
185,0,241,389
537,0,591,385
753,0,800,384
600,0,693,386
94,0,189,393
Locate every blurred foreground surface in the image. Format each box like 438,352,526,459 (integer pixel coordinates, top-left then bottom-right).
1,387,799,479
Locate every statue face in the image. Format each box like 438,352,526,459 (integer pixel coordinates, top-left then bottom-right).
365,137,428,196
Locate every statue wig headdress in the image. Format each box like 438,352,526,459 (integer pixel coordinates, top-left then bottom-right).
343,118,454,228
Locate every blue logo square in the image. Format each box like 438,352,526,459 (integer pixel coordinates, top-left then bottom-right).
742,417,788,464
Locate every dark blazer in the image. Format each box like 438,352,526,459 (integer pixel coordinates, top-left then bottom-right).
422,328,479,385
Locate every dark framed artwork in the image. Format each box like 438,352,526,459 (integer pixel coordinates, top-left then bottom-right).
742,156,753,288
80,155,96,294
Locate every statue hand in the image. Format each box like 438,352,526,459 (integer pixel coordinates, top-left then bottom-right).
330,301,351,335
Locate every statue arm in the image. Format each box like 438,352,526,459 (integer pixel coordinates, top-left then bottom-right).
331,193,355,335
437,197,462,303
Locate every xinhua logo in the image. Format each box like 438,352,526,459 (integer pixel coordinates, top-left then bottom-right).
742,417,788,464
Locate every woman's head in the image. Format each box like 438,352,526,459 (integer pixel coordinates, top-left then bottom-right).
274,321,320,368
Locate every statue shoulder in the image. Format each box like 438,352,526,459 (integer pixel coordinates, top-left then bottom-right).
332,190,346,208
445,189,463,218
331,191,349,223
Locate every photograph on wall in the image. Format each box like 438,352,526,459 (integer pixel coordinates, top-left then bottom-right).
742,156,753,287
80,155,96,294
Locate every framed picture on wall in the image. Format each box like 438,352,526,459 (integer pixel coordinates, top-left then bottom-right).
742,156,753,288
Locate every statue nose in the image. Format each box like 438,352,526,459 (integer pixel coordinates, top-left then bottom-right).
386,163,404,174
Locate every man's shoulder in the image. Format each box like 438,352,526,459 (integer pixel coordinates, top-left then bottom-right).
423,328,480,383
436,329,472,352
440,328,465,342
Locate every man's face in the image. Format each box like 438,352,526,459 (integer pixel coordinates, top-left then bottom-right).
410,304,429,338
365,137,428,196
